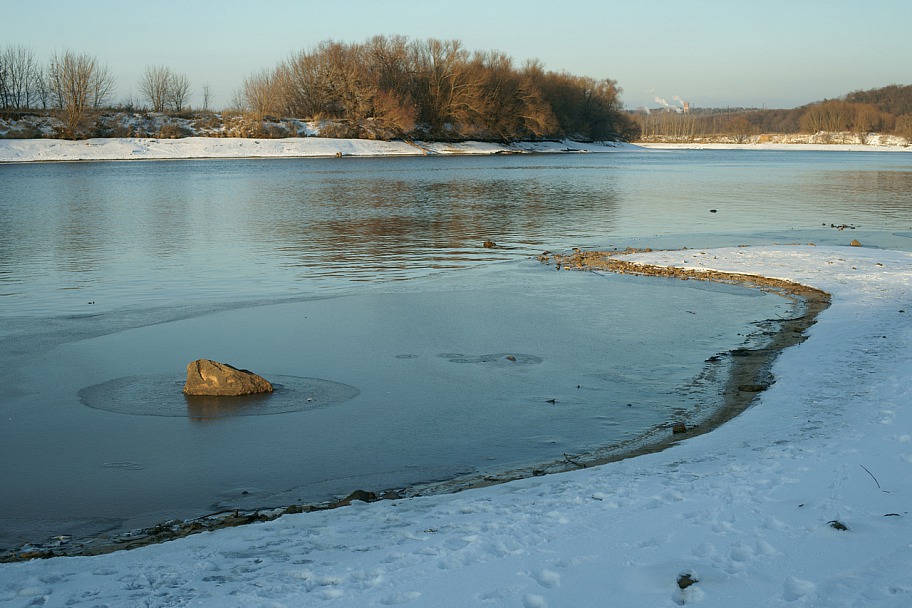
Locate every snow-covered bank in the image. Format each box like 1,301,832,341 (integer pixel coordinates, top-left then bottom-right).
3,245,911,607
0,137,634,163
638,141,910,152
4,136,910,163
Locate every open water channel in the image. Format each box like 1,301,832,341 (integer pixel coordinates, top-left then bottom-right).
2,149,912,550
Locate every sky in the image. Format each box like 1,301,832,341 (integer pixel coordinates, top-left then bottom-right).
2,0,911,111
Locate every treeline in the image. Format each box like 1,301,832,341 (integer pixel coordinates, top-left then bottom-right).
236,36,638,141
0,45,118,137
637,84,912,142
1,38,637,142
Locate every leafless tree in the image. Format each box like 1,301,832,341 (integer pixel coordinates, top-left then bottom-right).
896,114,912,143
48,50,115,137
33,66,51,109
1,45,41,109
167,71,191,112
239,70,276,116
725,115,756,143
89,62,116,109
410,38,482,136
800,100,854,133
201,83,212,112
138,65,172,112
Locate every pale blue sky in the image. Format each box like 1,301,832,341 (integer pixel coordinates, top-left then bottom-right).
3,0,910,110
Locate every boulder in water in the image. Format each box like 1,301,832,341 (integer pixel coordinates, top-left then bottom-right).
182,359,273,397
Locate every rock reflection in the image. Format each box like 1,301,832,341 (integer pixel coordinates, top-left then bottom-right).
80,375,360,419
184,392,274,421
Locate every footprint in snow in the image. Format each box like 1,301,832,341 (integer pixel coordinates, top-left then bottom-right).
532,568,561,589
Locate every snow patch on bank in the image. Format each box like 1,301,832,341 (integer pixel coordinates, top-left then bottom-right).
639,141,910,152
2,245,911,607
0,137,634,163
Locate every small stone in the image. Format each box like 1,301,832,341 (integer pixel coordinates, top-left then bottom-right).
850,239,862,247
677,573,698,589
483,240,496,248
333,490,378,507
738,383,768,393
672,423,687,434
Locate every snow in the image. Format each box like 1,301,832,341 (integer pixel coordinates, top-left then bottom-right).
638,142,911,152
0,137,633,163
2,245,911,607
2,135,909,164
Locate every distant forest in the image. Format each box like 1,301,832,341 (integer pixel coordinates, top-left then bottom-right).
637,84,912,142
1,37,911,142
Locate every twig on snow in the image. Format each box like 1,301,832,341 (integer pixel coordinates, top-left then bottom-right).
860,464,890,493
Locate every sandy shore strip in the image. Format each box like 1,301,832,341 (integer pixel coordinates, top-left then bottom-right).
0,247,830,561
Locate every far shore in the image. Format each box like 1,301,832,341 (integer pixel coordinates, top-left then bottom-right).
0,137,631,163
1,136,910,163
637,141,911,152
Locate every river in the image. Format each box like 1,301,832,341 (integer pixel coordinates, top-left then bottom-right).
1,149,911,550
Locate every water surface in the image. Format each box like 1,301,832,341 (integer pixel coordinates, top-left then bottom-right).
2,150,911,549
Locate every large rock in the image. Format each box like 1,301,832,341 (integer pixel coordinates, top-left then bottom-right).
182,359,273,397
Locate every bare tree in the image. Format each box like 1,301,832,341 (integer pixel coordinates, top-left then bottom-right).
410,38,482,135
800,100,854,133
90,61,116,109
239,69,278,116
48,51,115,137
138,65,171,112
138,65,192,112
726,115,756,143
0,53,8,108
201,83,212,112
167,71,191,112
896,114,912,143
1,45,41,109
33,66,51,109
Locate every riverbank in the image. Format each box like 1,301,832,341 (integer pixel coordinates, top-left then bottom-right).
638,141,911,152
3,245,909,607
537,248,832,461
0,137,632,163
3,135,912,163
0,247,831,561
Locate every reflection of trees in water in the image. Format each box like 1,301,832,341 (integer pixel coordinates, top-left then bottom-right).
835,171,912,209
51,166,197,271
2,158,624,293
263,173,619,274
799,170,912,220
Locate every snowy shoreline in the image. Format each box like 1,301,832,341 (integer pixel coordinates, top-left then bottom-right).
0,137,634,163
2,245,911,607
1,258,824,561
638,141,911,152
1,136,910,163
